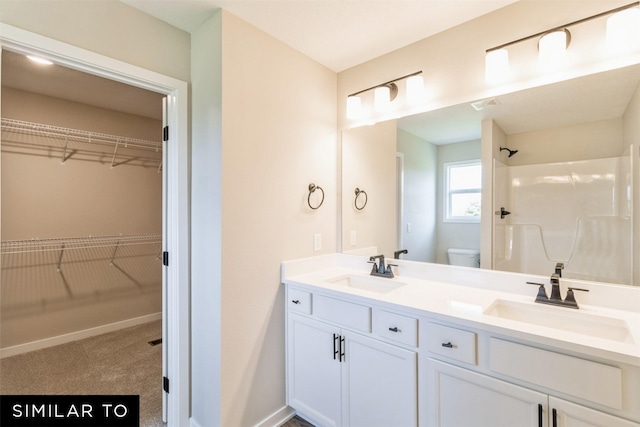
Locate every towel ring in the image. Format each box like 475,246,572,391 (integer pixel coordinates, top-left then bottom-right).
354,188,368,211
307,183,325,210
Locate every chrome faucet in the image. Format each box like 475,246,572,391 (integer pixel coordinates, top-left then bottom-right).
526,274,589,309
368,254,396,278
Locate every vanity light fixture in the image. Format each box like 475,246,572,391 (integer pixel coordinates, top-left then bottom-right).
485,1,639,82
346,71,422,117
27,55,54,65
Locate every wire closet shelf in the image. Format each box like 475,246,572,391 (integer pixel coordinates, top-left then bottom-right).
1,118,162,152
1,234,162,255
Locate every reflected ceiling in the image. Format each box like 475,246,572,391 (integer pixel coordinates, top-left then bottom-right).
398,64,640,144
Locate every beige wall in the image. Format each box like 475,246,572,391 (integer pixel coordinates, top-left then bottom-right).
1,88,162,239
219,11,337,427
0,0,191,82
342,121,397,256
1,88,162,348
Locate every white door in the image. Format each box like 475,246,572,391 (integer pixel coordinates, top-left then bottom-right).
549,397,640,427
427,359,547,427
346,332,417,427
288,314,342,427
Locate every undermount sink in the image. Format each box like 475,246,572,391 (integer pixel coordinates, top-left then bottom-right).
327,274,407,294
484,299,634,343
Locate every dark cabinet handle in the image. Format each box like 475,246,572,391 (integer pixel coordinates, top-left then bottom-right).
292,300,300,304
552,408,557,427
441,342,454,348
388,327,399,333
333,334,339,360
340,336,345,362
538,404,543,427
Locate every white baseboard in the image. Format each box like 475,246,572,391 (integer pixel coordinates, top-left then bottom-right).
255,406,296,427
0,312,162,358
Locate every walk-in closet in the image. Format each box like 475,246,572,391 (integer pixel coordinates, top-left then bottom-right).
0,50,165,425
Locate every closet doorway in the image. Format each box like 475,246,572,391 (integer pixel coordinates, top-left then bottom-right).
0,39,183,425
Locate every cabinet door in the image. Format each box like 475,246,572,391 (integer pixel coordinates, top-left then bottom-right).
550,397,640,427
288,314,342,427
427,359,547,427
346,332,417,427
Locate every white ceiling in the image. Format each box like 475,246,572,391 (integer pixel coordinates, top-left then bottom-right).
120,0,518,72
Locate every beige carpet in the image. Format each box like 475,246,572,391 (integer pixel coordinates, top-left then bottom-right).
0,320,164,427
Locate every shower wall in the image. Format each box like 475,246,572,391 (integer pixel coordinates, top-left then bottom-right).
494,155,632,285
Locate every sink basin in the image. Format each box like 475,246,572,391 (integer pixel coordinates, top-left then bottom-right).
327,274,407,294
484,299,634,343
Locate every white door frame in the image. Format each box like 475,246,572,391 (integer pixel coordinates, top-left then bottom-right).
396,152,405,251
0,24,191,426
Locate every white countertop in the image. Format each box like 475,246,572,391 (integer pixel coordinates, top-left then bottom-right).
282,253,640,366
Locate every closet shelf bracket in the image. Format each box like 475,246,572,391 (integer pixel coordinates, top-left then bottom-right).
110,238,121,265
61,133,70,165
110,138,121,169
56,244,65,273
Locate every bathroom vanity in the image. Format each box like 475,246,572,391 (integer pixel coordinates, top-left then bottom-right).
282,254,640,427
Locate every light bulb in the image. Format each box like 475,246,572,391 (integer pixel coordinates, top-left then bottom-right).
405,75,425,104
374,86,391,112
346,96,362,119
485,49,509,84
27,55,54,65
607,8,640,53
538,29,569,71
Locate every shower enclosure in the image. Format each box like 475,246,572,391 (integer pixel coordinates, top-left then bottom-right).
493,147,634,285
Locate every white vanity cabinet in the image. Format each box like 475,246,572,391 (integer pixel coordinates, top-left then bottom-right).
550,397,640,427
288,313,342,426
422,322,640,427
427,359,546,427
282,257,640,427
286,288,418,427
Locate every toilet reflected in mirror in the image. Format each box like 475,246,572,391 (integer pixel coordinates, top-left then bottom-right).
447,248,480,268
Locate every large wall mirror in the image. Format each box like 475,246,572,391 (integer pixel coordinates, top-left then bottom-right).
341,63,640,286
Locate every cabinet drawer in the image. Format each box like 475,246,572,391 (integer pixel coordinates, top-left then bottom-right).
426,323,477,365
372,309,418,347
314,295,371,332
489,338,622,410
288,288,312,314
